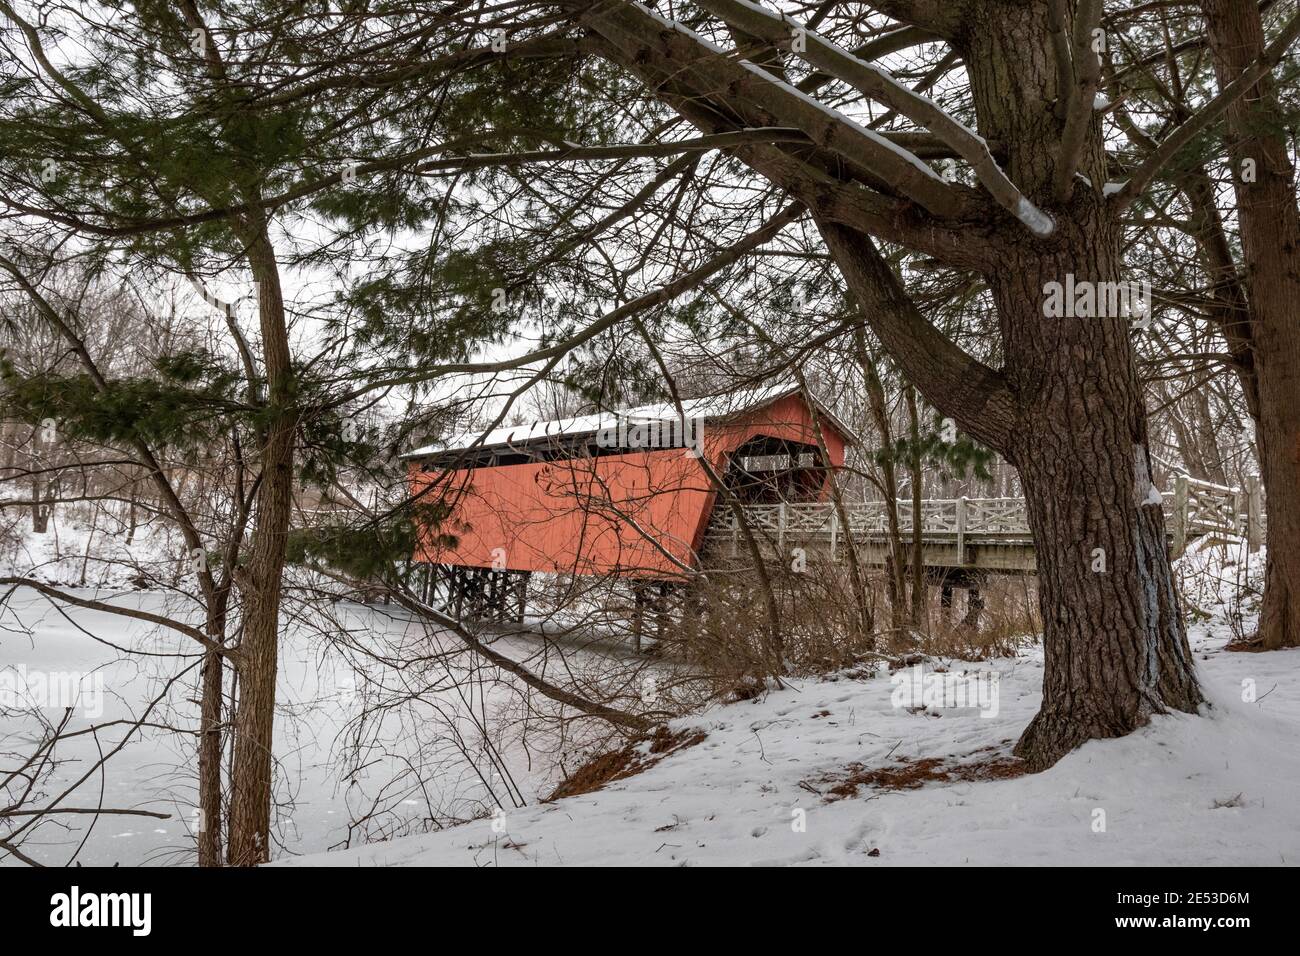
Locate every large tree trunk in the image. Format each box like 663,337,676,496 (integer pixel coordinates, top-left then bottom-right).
825,218,1203,770
1204,0,1300,649
821,0,1203,768
988,218,1202,769
225,219,296,866
967,5,1200,767
584,0,1206,769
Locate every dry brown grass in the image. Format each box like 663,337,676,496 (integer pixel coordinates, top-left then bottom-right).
918,575,1041,660
546,726,707,801
645,560,1041,691
653,559,881,693
813,744,1028,801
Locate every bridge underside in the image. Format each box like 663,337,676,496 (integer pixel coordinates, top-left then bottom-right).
410,481,1259,646
702,530,1040,574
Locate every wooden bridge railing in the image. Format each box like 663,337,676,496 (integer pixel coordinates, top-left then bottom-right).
704,474,1263,569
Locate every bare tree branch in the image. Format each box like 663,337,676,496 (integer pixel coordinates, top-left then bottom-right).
1111,2,1300,206
1054,0,1102,201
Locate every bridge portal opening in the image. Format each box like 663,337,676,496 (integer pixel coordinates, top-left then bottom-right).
724,434,828,504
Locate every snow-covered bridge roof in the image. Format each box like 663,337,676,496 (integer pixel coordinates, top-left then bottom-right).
401,382,856,460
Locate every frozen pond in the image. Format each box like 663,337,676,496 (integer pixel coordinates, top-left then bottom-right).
0,588,573,866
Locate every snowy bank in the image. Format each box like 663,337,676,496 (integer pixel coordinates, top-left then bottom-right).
280,623,1300,867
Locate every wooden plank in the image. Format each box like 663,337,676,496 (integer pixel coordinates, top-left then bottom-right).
956,496,967,565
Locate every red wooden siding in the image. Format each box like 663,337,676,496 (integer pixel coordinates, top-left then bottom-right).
409,393,848,580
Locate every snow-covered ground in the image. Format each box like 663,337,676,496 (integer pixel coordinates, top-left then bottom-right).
0,509,187,589
282,616,1300,866
6,519,1294,868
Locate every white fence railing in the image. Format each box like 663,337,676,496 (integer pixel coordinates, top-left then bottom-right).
705,475,1262,564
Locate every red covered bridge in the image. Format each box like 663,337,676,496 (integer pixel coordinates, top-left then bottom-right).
403,385,854,619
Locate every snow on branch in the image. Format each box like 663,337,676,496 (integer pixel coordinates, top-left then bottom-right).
187,276,239,318
188,276,262,397
693,0,1054,237
614,2,968,219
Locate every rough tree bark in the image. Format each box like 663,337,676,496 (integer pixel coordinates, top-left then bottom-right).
1203,0,1300,649
940,1,1199,764
983,214,1200,759
224,216,296,866
823,217,1202,768
576,0,1207,768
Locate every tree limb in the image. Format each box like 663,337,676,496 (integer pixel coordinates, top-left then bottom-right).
583,1,973,219
816,220,1017,454
695,0,1052,235
1054,0,1103,201
0,577,234,658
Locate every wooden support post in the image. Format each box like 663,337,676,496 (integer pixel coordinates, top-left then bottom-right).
955,495,968,565
731,512,739,558
471,568,484,619
1172,473,1189,557
829,508,839,563
682,577,702,646
632,583,646,654
778,501,787,558
1246,473,1263,553
515,571,530,623
656,581,669,642
962,578,985,629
